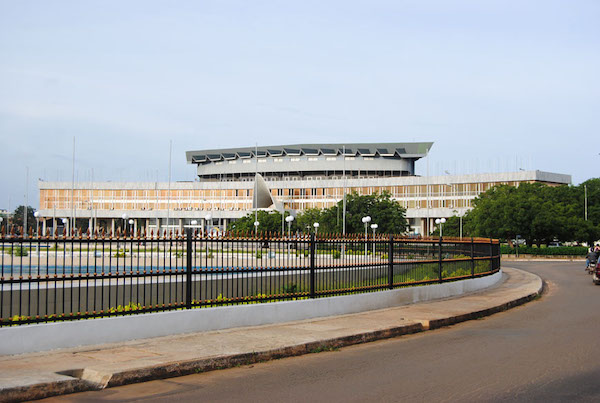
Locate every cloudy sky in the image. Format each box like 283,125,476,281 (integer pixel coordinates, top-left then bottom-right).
1,0,598,210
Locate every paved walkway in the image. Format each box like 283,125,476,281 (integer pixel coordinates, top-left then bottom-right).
0,267,541,403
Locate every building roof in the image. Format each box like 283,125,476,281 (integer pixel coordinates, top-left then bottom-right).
186,142,433,164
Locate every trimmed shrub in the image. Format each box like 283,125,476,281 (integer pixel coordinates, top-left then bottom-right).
501,245,587,256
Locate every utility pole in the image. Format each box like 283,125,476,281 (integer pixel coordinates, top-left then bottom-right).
24,167,29,235
167,140,172,236
585,184,588,221
71,137,75,234
254,143,258,235
342,145,346,237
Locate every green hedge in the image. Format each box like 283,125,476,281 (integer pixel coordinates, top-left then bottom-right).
501,245,587,256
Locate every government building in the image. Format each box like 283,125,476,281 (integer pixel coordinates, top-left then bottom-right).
37,142,571,235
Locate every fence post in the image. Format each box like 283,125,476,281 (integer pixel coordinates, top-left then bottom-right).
470,237,475,277
388,234,393,289
310,233,315,299
438,236,443,283
186,227,193,309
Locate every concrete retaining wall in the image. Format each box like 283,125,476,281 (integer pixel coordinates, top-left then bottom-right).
0,270,502,356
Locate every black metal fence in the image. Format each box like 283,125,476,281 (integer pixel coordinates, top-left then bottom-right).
0,230,500,326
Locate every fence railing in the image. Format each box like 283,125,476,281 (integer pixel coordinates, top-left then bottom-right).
0,230,500,326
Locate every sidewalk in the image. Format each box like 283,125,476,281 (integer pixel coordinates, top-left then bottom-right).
0,267,542,402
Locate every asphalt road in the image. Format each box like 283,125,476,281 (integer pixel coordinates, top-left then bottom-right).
43,261,600,402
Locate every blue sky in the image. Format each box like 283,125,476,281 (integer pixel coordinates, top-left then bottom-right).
1,0,598,209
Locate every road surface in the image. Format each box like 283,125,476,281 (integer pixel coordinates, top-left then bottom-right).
43,262,600,402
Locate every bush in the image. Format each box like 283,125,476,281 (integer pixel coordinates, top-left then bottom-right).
255,251,262,259
501,245,587,256
13,247,28,257
332,250,341,259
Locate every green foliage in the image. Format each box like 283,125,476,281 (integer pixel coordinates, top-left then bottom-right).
255,251,262,259
282,283,299,294
332,250,341,259
329,191,407,234
431,215,471,238
466,180,600,245
12,246,28,257
11,205,36,233
501,245,588,256
229,191,407,235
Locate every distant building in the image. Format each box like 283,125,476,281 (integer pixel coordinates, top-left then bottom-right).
37,142,571,235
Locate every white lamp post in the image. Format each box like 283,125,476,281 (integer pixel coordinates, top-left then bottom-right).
128,219,134,235
62,218,69,236
205,213,212,237
370,223,378,256
362,216,371,255
313,222,319,235
285,215,294,259
435,218,447,238
121,213,128,235
33,211,40,237
204,214,213,256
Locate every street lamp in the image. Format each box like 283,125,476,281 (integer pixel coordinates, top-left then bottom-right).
33,211,40,238
435,218,447,238
285,215,294,258
313,222,319,235
370,223,378,256
205,213,212,237
121,213,128,235
362,216,371,255
204,213,213,256
62,218,69,236
128,219,134,235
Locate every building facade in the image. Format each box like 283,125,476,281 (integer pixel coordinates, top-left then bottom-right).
36,142,571,235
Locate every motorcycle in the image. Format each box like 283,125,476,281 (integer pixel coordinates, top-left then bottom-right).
593,263,600,285
587,259,597,274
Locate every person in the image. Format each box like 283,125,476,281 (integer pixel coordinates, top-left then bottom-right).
586,247,595,270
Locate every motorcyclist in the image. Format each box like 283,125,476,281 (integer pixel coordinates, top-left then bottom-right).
586,247,597,271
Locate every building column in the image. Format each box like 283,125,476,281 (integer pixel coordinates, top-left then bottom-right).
88,218,93,233
179,218,184,233
52,217,57,237
134,219,138,234
42,219,47,236
145,219,150,234
223,218,227,232
156,218,161,236
111,219,115,235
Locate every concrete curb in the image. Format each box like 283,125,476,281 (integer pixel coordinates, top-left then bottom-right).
0,269,543,403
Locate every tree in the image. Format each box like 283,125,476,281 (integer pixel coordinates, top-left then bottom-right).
228,191,408,236
304,191,407,235
229,210,285,234
11,205,36,233
431,214,473,238
466,180,600,245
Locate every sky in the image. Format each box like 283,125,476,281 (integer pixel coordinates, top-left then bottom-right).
1,0,599,210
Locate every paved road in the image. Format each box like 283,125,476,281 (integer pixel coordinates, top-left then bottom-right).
43,262,600,402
